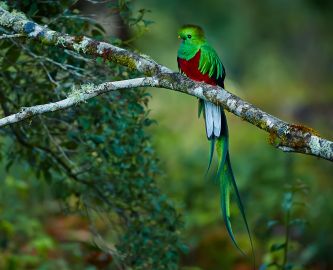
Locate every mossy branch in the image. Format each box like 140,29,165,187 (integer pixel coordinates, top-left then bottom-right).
0,77,158,127
0,5,332,162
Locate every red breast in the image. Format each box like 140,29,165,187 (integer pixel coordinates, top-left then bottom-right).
177,50,218,86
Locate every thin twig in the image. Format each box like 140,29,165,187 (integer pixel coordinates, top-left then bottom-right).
0,33,23,39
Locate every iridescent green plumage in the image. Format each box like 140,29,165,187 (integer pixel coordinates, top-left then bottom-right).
178,25,225,81
177,25,254,258
199,44,224,79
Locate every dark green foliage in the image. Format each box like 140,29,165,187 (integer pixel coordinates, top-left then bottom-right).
0,1,183,269
260,179,309,270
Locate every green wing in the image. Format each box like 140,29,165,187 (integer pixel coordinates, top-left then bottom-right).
198,43,225,80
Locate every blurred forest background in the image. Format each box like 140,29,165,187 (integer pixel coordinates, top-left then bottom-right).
0,0,332,270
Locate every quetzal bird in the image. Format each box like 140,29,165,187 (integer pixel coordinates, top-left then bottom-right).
177,25,254,255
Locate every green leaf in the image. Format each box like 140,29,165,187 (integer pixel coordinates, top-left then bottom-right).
283,263,294,270
0,40,12,50
270,242,286,252
282,192,293,212
267,220,279,228
94,23,106,33
290,218,307,230
2,45,21,70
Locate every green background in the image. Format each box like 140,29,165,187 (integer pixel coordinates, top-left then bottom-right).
0,0,332,269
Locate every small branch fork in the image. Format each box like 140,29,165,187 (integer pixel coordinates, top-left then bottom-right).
0,6,332,162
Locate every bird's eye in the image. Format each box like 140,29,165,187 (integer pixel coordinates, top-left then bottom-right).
187,34,192,39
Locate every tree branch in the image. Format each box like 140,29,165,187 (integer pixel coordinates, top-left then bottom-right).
0,6,170,75
0,77,158,127
0,5,332,162
0,33,23,39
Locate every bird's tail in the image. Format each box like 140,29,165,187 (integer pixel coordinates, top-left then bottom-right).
201,99,254,258
200,100,221,174
217,111,255,259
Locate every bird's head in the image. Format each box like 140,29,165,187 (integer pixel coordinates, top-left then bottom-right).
178,24,206,45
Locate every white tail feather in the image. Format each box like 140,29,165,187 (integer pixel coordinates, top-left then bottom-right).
213,105,221,137
204,101,213,138
204,101,221,139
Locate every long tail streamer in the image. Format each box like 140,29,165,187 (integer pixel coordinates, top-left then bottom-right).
204,107,255,264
